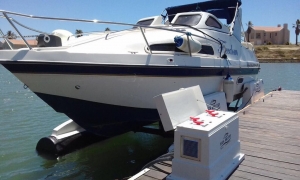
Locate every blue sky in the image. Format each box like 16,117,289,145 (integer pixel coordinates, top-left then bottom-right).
0,0,299,44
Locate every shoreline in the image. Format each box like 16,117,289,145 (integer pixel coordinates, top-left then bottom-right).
258,58,300,63
254,45,300,63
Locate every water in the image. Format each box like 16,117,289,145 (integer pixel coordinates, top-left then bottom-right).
0,63,300,180
258,63,300,92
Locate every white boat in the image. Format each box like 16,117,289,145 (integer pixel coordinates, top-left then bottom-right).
0,0,259,137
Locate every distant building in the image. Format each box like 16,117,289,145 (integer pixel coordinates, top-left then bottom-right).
2,39,37,49
245,24,290,45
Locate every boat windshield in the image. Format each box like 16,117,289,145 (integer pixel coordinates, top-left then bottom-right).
136,19,154,26
174,14,201,26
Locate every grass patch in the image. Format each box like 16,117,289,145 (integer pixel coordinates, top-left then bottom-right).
254,45,300,61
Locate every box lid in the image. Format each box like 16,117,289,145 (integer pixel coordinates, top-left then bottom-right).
154,85,207,131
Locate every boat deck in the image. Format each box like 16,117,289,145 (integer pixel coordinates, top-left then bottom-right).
130,90,300,180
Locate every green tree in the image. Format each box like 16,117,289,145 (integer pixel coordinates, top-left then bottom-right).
75,29,83,37
246,21,253,42
6,30,17,39
293,19,300,45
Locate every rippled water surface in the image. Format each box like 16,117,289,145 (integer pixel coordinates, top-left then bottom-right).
0,63,300,179
258,63,300,92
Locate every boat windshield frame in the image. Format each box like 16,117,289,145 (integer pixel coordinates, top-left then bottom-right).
165,0,242,24
174,14,202,26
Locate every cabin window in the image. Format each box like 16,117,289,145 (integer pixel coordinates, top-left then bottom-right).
149,43,183,52
149,43,214,55
205,16,222,29
198,45,214,55
174,15,201,26
256,33,261,39
134,19,154,28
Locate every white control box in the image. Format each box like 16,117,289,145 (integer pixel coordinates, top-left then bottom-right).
154,86,208,132
154,86,244,180
169,111,244,180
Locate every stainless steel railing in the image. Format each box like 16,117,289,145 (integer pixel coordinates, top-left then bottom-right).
0,10,213,56
0,28,13,49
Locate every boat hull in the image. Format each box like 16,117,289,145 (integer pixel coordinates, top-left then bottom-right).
35,92,159,137
1,62,259,137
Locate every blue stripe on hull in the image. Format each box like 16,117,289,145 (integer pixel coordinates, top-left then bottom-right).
35,93,159,137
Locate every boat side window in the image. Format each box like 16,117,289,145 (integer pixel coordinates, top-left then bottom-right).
174,15,201,26
205,16,222,29
149,43,214,55
134,19,154,28
198,45,214,55
150,43,184,52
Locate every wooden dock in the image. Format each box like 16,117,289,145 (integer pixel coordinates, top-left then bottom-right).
130,90,300,180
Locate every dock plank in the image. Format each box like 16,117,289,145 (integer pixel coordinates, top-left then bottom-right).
241,141,300,155
131,91,300,180
242,155,300,171
237,165,299,180
229,171,278,180
136,175,160,180
241,160,300,177
142,170,168,180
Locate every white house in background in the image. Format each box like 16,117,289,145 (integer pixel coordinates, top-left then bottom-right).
245,24,290,45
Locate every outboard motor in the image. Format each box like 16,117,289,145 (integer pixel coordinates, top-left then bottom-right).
223,74,235,103
37,34,62,47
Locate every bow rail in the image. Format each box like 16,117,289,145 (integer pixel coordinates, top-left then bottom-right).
0,10,221,56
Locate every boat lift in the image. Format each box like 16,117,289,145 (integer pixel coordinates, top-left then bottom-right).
0,9,265,158
35,79,263,157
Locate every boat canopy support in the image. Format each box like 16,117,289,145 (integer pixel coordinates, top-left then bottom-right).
165,0,242,24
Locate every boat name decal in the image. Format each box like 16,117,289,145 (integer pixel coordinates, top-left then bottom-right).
220,132,231,149
208,99,220,110
247,62,259,67
225,45,238,56
255,83,261,93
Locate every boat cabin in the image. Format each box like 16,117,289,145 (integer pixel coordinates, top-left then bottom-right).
171,12,229,33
